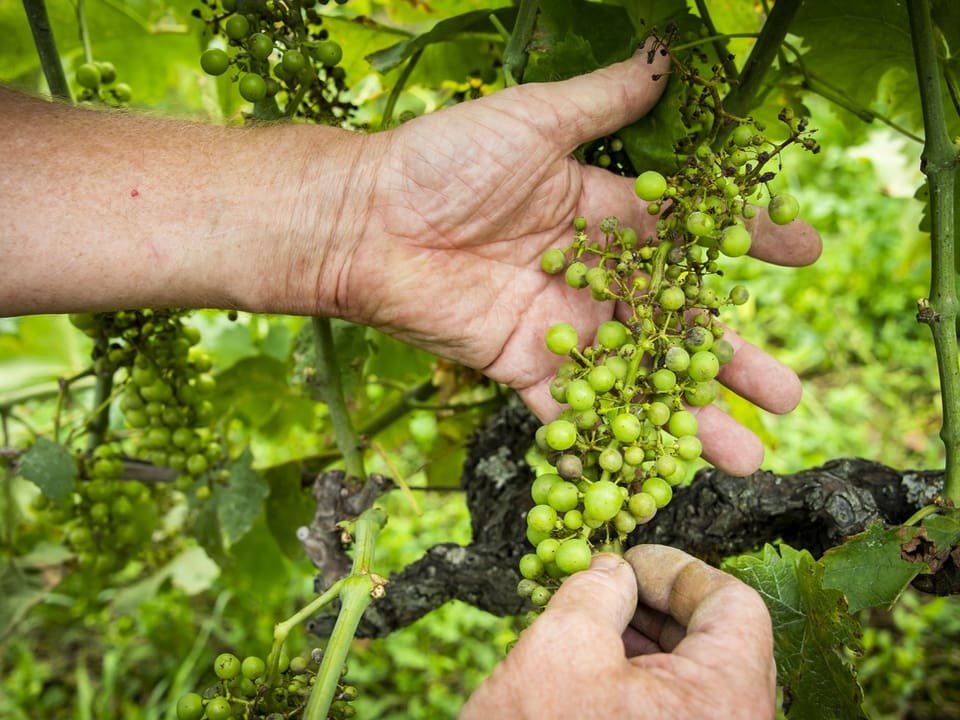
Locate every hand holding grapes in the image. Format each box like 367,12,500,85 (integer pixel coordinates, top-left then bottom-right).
461,546,776,719
310,43,822,475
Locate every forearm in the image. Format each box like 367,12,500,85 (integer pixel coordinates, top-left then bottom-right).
0,86,372,317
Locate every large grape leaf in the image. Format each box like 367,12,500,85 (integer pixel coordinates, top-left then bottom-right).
215,448,270,548
726,544,865,720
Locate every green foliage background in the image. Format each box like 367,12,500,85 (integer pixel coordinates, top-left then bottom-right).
1,0,958,718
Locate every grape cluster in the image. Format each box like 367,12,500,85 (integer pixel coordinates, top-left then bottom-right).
74,59,132,105
176,650,357,720
194,0,356,125
518,47,818,605
70,310,222,485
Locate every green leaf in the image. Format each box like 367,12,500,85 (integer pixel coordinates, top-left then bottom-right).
726,544,865,720
18,437,77,503
365,7,517,74
264,463,314,559
0,563,48,637
215,449,269,548
213,356,314,433
821,521,923,613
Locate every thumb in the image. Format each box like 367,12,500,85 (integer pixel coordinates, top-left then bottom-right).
512,37,671,153
538,553,638,639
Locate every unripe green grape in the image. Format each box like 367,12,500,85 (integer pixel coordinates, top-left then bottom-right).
549,377,569,404
634,170,668,201
536,537,560,563
586,267,610,296
688,351,720,382
650,368,677,392
564,379,595,412
205,697,233,720
604,355,628,381
530,585,552,607
719,223,752,257
248,32,273,60
519,553,545,580
641,477,673,508
281,49,306,74
527,504,558,533
646,401,671,427
547,481,580,513
214,652,242,680
668,410,698,438
186,453,209,475
614,509,637,535
655,454,677,478
239,73,267,101
587,365,616,393
545,323,578,356
628,492,658,522
531,473,562,504
563,509,584,530
241,655,266,680
729,285,749,305
596,320,629,350
575,409,599,431
314,40,343,67
554,538,592,575
201,48,230,76
664,345,690,373
665,458,688,485
659,286,686,311
544,419,577,451
176,693,205,720
583,480,623,522
712,339,734,365
731,124,755,147
686,211,715,237
565,261,588,289
527,524,550,547
598,447,623,473
574,216,587,231
611,413,642,444
95,61,116,85
768,194,800,225
676,435,703,461
623,445,646,466
540,248,566,274
685,380,719,406
517,578,538,597
224,14,250,40
76,63,101,90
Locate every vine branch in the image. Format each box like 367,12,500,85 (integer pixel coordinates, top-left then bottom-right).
501,0,538,86
908,0,960,502
21,0,71,101
310,318,365,482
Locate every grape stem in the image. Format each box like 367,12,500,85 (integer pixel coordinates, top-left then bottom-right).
907,0,960,503
501,0,538,86
21,0,72,101
303,507,388,720
310,317,366,482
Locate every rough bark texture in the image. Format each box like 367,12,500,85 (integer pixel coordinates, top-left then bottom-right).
308,398,952,639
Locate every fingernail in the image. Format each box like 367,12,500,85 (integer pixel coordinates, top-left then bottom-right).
590,553,625,572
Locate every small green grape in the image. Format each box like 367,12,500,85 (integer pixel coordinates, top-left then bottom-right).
668,410,698,438
76,63,101,90
676,435,703,461
628,492,658,522
238,73,267,102
688,351,720,382
541,248,566,274
768,194,800,225
686,211,715,237
175,693,205,720
659,286,686,311
587,365,616,393
241,655,266,680
544,420,577,451
596,320,629,350
565,261,588,289
204,697,233,720
527,504,558,534
611,413,642,444
201,48,230,76
641,477,673,508
248,33,274,60
531,473,562,504
281,50,306,74
554,538,592,575
719,223,751,257
314,40,343,67
214,653,241,680
564,379,596,412
530,585,552,606
583,480,623,522
634,170,668,201
536,538,560,563
224,14,250,40
545,323,578,356
519,553,545,579
546,481,580,513
598,447,623,473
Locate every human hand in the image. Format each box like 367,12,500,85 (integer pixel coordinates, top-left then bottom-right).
320,43,821,476
460,546,776,720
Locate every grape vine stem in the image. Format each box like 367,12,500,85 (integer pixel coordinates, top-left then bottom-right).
907,0,960,503
21,0,72,100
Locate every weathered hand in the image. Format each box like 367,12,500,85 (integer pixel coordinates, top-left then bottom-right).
332,45,821,475
460,546,776,719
